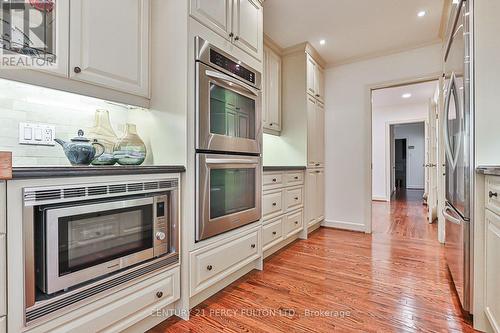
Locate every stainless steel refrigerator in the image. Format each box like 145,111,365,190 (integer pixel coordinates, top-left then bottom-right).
442,0,474,314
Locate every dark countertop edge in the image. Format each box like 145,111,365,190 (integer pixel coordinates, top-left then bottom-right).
263,166,307,171
12,165,186,179
476,166,500,176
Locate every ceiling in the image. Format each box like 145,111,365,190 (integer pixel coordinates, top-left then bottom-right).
372,80,438,108
263,0,447,66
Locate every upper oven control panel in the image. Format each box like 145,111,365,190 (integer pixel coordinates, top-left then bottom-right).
195,36,261,90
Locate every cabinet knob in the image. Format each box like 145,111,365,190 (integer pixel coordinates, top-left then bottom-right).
234,36,240,41
156,291,163,299
269,123,273,126
315,163,320,166
489,191,498,198
272,202,277,206
207,265,213,271
74,66,81,74
294,221,299,225
272,178,277,182
294,176,299,180
229,32,234,38
251,244,256,248
272,231,277,235
295,197,299,200
316,94,320,98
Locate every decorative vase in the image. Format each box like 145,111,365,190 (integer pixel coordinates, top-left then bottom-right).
114,123,147,165
88,109,118,165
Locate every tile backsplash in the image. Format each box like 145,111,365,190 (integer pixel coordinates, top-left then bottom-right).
0,78,173,166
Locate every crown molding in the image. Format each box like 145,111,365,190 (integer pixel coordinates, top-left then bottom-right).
326,39,444,68
264,34,283,55
282,42,327,68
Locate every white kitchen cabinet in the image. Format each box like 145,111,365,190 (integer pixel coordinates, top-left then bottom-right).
307,97,325,168
306,169,325,226
189,0,263,61
316,101,325,166
189,0,233,39
316,66,325,102
306,53,325,102
263,46,282,134
0,316,5,333
0,234,5,317
485,209,500,332
70,0,150,97
232,0,263,60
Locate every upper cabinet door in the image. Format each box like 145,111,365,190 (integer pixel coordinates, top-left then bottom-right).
232,0,263,61
263,46,281,133
316,66,325,102
190,0,233,40
306,55,316,97
69,0,150,97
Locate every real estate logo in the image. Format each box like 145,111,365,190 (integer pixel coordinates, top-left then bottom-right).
0,0,57,69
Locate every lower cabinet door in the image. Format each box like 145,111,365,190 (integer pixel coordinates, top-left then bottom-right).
0,316,5,333
284,210,303,238
263,218,283,251
190,230,260,296
485,210,500,332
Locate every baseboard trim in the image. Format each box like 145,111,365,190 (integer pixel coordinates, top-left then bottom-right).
372,196,389,202
322,220,366,232
406,186,424,190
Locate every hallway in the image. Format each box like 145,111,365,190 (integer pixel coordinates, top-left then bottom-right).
150,195,476,332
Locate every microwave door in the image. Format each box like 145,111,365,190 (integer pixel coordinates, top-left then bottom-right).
196,62,262,154
196,154,262,241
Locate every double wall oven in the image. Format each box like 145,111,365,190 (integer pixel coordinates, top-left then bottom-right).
195,37,262,241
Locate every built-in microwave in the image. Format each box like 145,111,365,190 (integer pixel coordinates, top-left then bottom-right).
195,37,262,155
196,153,262,241
23,178,179,322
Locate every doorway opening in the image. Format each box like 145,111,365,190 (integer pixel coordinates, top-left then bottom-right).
371,80,439,240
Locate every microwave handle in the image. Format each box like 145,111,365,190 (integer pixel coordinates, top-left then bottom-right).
206,157,260,165
205,70,259,96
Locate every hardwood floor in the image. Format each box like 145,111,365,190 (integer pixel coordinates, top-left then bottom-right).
148,190,477,332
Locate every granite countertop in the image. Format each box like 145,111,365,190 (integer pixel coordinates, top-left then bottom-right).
476,166,500,176
11,165,186,179
263,166,307,171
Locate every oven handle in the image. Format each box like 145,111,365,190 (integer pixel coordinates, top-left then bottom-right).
205,69,259,96
205,157,260,166
442,206,463,225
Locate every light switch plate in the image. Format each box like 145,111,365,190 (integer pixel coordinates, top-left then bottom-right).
19,122,56,146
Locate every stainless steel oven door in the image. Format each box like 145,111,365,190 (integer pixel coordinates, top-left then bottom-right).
43,197,156,294
196,153,262,241
196,61,262,154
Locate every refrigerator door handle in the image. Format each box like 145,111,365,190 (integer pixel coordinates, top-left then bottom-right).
443,72,463,170
443,206,462,225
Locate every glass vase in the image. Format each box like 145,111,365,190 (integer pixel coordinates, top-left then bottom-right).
88,109,118,165
114,123,147,165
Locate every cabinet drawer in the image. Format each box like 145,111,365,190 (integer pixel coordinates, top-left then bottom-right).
286,172,304,186
263,172,284,189
284,210,303,238
190,230,260,296
486,176,500,216
286,187,303,210
0,316,4,333
0,235,4,317
263,218,283,251
263,190,284,218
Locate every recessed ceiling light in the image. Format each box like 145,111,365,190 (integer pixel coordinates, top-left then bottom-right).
402,93,412,99
319,39,326,45
417,11,427,17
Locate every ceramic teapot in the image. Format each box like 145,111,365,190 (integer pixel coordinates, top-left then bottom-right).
55,129,105,166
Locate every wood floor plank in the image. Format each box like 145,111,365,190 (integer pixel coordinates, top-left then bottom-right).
148,190,477,332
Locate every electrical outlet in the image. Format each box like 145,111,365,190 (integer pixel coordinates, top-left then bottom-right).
19,122,56,146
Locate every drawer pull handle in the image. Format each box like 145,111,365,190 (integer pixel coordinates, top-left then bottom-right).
207,265,213,271
294,197,299,200
156,291,163,299
272,178,277,182
272,202,277,206
489,191,498,198
294,176,299,180
294,221,299,225
74,66,82,74
251,244,256,248
315,163,320,166
272,231,277,235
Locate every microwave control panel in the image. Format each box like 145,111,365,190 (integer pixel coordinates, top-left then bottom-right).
153,194,169,257
209,49,256,85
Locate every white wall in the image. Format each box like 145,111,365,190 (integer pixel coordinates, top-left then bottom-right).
372,103,427,200
393,122,425,190
324,43,442,232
